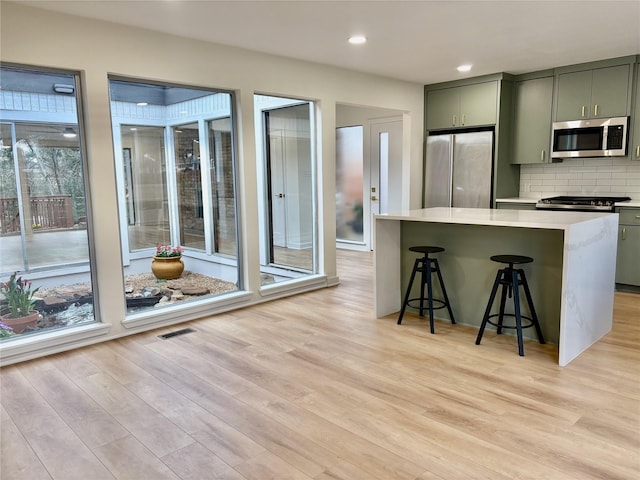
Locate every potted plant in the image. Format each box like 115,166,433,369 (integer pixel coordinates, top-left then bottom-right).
0,272,40,333
0,321,14,339
151,244,185,280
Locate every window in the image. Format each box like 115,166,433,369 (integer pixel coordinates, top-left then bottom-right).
336,126,364,243
109,78,240,316
0,65,96,340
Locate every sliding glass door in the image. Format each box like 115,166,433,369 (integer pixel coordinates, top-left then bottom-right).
256,95,317,283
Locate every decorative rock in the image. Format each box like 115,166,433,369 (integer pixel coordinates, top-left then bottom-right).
142,286,162,297
43,296,68,311
180,286,210,296
159,288,174,297
261,273,275,285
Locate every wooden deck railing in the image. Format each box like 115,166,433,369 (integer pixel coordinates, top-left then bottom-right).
0,195,75,235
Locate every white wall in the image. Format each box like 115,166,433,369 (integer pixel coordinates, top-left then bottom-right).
0,2,424,362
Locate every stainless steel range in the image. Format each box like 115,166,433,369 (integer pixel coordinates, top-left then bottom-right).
535,195,631,212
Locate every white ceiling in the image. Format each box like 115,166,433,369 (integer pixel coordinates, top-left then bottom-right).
13,0,640,84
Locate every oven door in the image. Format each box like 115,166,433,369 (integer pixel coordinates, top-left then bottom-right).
552,124,605,159
535,204,613,212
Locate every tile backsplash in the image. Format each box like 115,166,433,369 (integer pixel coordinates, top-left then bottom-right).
519,157,640,200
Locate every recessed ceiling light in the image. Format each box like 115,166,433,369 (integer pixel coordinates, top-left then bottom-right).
348,35,367,45
457,64,472,72
136,102,148,107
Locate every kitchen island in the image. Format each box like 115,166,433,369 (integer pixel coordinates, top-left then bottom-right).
374,207,619,366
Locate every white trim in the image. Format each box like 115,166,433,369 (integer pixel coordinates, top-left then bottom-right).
122,290,253,329
0,322,111,366
259,273,327,297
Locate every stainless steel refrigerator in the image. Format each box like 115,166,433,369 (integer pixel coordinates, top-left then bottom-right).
423,130,494,208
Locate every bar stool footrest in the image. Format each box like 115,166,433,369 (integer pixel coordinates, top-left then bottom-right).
405,297,448,313
485,313,536,330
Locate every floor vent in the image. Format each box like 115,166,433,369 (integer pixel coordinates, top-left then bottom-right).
158,328,196,340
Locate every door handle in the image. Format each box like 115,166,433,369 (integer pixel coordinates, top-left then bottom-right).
461,114,466,126
541,149,546,162
581,106,586,117
452,115,457,127
636,145,639,158
594,104,599,117
622,227,626,240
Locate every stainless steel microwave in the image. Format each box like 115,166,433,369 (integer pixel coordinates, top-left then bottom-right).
551,116,628,159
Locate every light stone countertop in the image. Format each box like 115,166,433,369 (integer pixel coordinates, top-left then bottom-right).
377,207,615,230
618,200,640,208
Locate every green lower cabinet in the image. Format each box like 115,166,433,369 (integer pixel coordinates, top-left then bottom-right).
495,202,537,210
616,208,640,287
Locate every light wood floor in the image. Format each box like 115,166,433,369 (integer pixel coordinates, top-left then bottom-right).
1,250,639,479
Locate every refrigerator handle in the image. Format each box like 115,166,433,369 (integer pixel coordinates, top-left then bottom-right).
449,136,454,206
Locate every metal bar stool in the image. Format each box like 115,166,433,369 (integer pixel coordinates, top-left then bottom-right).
397,246,456,334
475,254,545,356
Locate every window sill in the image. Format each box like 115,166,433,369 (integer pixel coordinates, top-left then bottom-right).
0,322,111,366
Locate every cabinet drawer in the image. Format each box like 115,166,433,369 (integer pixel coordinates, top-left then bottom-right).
495,202,536,210
618,208,640,225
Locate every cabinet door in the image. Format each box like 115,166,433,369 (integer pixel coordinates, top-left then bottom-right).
495,202,536,210
631,64,640,161
512,77,553,164
426,88,459,130
616,225,640,286
590,64,630,118
459,82,498,127
556,70,592,121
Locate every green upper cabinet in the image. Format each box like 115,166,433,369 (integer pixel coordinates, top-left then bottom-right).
555,64,631,121
426,81,498,130
632,63,640,161
511,76,554,164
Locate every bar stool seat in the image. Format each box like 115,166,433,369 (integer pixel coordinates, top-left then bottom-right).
397,246,455,334
475,254,545,356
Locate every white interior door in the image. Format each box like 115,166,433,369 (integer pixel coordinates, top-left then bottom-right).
368,119,402,249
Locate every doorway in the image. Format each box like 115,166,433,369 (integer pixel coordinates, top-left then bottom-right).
261,100,315,276
335,107,403,251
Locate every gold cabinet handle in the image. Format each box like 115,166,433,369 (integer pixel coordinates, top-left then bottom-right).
452,114,457,127
622,227,626,240
581,105,586,117
594,104,599,116
461,114,466,126
635,215,640,219
636,145,640,158
541,150,546,162
371,195,378,201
